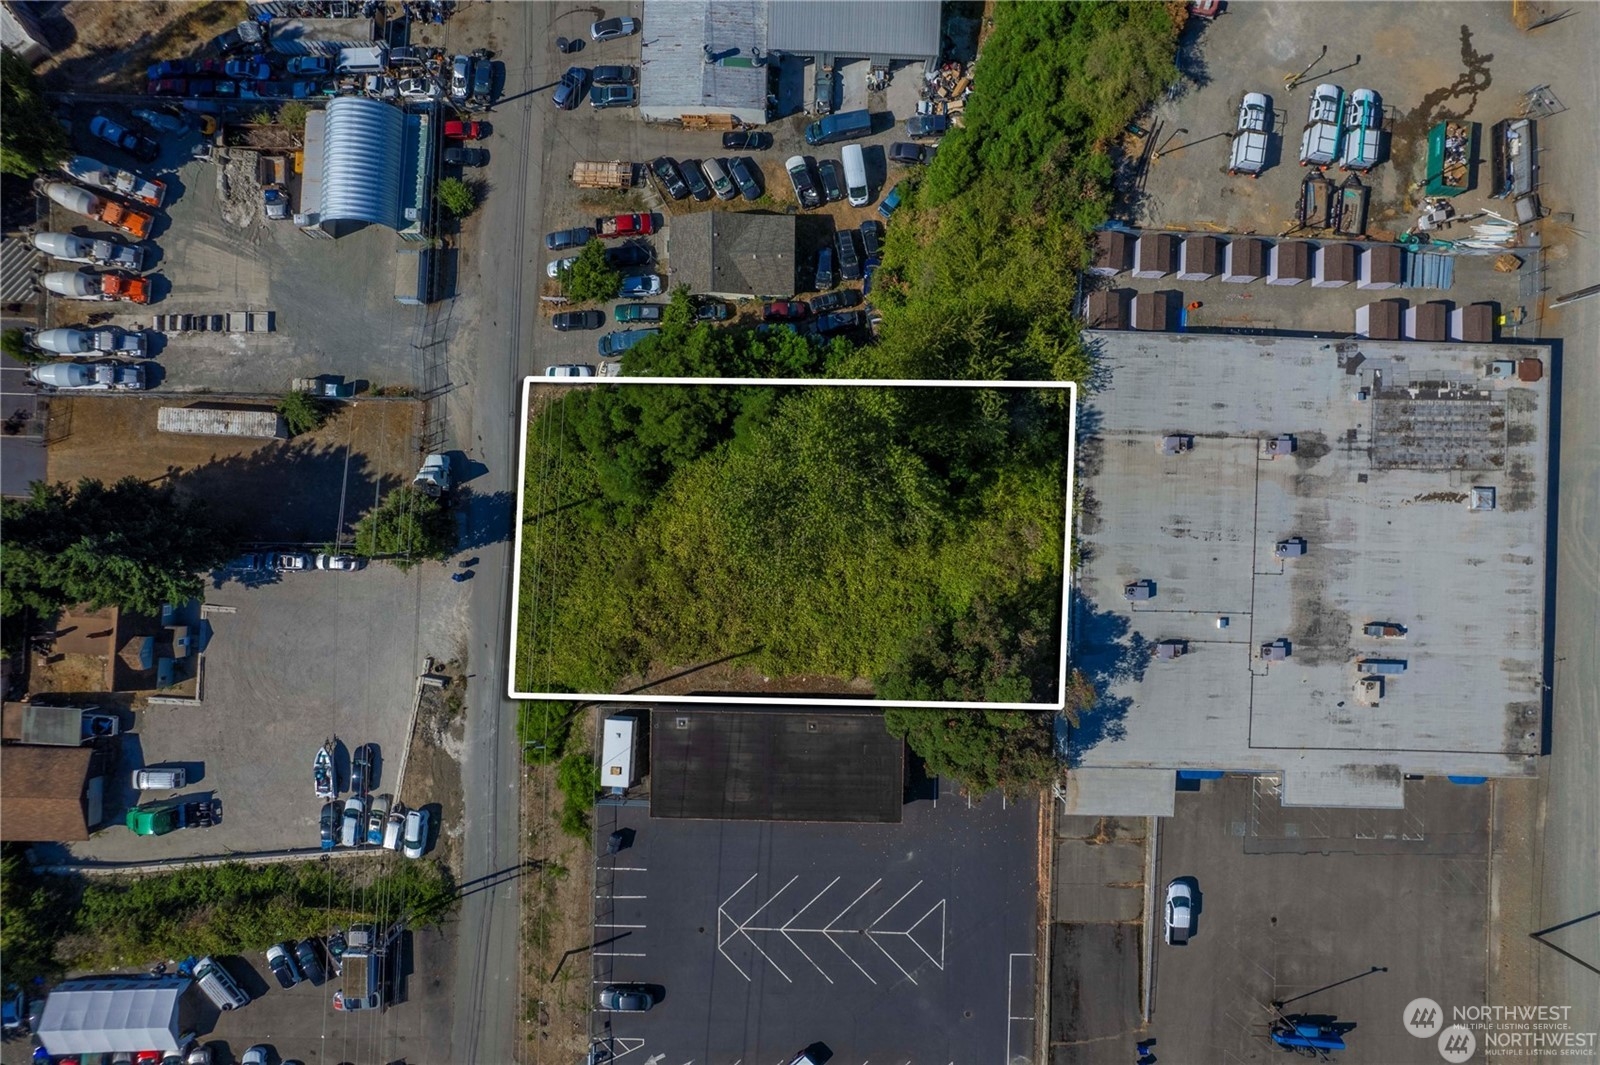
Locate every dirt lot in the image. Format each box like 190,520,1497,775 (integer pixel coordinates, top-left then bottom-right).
399,658,468,874
520,709,600,1065
36,1,246,92
44,396,420,544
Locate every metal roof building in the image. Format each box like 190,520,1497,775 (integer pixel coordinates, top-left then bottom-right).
36,977,195,1056
639,0,772,125
767,0,942,71
638,0,942,123
669,211,796,298
320,96,403,233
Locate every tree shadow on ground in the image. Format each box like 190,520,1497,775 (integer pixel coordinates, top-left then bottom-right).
167,435,395,546
455,485,515,551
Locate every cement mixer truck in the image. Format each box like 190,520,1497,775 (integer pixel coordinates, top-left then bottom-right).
61,155,167,208
31,231,147,272
42,182,154,240
42,269,151,304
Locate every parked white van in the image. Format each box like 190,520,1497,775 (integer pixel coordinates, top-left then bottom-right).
193,956,250,1011
841,143,869,207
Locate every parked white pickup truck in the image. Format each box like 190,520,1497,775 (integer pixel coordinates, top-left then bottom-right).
1229,92,1271,176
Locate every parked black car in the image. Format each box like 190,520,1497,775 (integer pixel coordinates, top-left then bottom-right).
553,310,606,331
651,156,689,200
809,288,861,314
786,155,822,209
889,141,928,164
592,65,637,85
444,146,488,167
814,246,834,290
836,229,862,281
859,219,883,258
722,130,773,151
693,299,732,322
295,938,327,986
680,159,713,201
605,243,653,268
352,743,375,795
817,159,843,203
813,310,864,335
728,156,761,200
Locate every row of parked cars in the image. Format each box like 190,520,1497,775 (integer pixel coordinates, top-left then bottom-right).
227,551,364,573
324,793,431,857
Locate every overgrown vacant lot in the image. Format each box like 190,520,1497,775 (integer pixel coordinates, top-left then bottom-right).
515,335,1072,704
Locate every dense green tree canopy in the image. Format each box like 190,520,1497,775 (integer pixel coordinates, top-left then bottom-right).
1,47,68,178
352,486,456,568
1,478,236,619
561,239,622,303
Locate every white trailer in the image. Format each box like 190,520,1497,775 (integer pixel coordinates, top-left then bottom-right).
1338,88,1383,172
600,715,638,794
1298,83,1344,167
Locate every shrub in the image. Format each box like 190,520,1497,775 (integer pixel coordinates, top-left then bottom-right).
352,486,456,568
436,176,477,217
560,239,621,303
277,100,309,132
555,748,600,838
275,390,330,436
1,327,48,365
1,47,68,178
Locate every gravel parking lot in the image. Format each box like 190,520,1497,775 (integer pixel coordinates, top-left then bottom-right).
1132,2,1563,238
44,100,454,396
526,11,931,372
49,563,464,864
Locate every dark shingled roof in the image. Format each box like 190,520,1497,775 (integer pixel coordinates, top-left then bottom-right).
1,745,96,841
669,211,796,299
650,707,903,822
1085,288,1129,329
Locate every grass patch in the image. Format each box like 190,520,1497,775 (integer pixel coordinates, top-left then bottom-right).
48,858,456,971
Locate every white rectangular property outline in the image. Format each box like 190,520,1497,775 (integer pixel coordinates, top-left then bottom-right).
509,375,1078,711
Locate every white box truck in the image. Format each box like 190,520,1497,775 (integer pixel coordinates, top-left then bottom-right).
600,715,638,794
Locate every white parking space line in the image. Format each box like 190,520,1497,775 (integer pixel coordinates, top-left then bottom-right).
1005,951,1036,1065
600,894,648,899
594,922,646,928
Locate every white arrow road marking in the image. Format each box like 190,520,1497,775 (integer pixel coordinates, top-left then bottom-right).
717,876,946,985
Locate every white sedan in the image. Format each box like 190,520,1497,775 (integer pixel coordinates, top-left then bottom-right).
315,553,364,571
403,807,431,859
547,255,580,279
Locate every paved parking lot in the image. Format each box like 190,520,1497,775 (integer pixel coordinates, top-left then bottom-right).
1148,776,1488,1065
590,789,1041,1064
48,564,462,864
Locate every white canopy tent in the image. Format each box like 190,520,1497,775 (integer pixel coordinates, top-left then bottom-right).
36,977,190,1055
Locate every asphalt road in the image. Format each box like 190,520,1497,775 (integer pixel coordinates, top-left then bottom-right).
448,3,552,1063
1531,25,1600,1054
